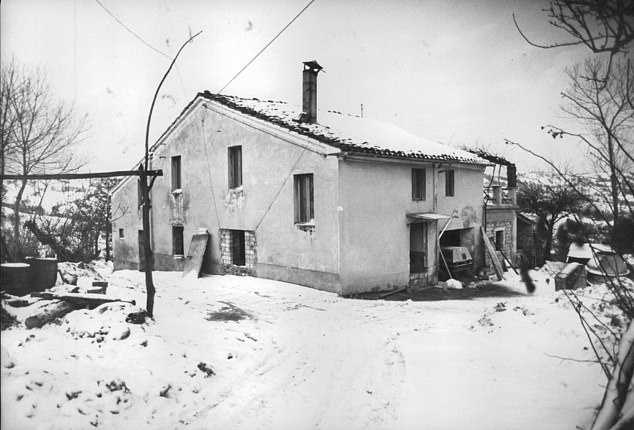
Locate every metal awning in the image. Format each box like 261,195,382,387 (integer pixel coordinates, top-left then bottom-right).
406,213,451,224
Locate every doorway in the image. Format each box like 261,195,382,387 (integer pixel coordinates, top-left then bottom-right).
410,223,427,274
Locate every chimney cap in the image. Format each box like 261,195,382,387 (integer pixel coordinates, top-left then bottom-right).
303,60,323,73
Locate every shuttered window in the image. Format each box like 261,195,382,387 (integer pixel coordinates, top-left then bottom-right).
171,156,182,191
445,169,455,197
412,168,426,201
294,174,314,223
228,146,242,189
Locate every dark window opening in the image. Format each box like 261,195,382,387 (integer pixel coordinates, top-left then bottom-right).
228,146,243,189
412,168,426,201
171,156,182,191
445,169,455,197
173,226,184,256
294,174,314,223
495,230,504,251
230,230,246,266
119,228,124,239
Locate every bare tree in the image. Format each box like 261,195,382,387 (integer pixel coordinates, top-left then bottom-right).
550,57,634,221
517,177,584,260
514,0,634,74
512,3,634,429
0,60,88,260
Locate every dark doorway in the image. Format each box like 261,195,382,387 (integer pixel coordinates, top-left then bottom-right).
410,223,427,273
230,230,246,266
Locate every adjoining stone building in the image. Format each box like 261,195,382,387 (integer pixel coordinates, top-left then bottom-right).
475,150,537,271
111,61,489,295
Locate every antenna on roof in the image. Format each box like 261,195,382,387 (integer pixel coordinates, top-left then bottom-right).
360,103,364,118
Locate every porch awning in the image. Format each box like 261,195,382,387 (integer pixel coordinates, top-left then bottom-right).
406,213,451,224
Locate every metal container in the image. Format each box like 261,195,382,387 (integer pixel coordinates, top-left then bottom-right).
1,263,32,296
25,257,58,291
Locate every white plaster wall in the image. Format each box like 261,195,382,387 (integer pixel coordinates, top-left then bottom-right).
146,101,341,290
338,158,436,294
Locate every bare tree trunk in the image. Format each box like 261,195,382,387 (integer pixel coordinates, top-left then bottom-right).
592,322,634,430
544,218,556,261
139,31,201,318
140,172,155,317
24,300,76,329
11,178,27,261
607,135,620,221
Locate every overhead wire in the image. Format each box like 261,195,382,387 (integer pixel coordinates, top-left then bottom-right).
218,0,317,94
94,0,171,60
94,0,189,98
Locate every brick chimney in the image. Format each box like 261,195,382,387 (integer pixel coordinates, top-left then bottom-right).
302,61,323,123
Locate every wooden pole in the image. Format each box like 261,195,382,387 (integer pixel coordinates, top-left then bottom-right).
140,168,155,317
1,170,162,181
141,30,201,318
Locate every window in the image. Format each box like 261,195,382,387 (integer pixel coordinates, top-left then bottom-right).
119,228,124,239
230,230,245,266
294,174,314,224
445,169,455,197
171,156,182,191
412,168,426,201
228,146,242,189
172,226,184,256
495,230,504,251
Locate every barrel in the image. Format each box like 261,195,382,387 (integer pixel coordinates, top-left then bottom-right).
25,257,58,291
1,263,32,296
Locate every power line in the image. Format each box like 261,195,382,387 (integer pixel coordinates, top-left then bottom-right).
94,0,171,60
218,0,317,94
94,0,189,98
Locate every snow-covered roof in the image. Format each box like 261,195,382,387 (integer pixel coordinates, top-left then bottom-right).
113,92,488,196
199,92,489,165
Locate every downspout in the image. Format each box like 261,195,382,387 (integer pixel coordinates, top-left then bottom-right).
432,163,438,213
336,156,343,295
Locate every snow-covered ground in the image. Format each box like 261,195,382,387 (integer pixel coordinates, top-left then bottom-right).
1,267,617,430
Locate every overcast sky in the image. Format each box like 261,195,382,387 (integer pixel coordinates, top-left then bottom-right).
1,0,594,173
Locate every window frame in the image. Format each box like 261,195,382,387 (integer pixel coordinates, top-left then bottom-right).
445,169,455,197
118,228,125,239
228,145,243,189
294,173,314,224
412,168,426,201
172,225,184,256
171,155,182,191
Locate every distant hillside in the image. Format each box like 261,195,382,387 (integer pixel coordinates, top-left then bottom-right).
2,179,98,214
484,170,633,217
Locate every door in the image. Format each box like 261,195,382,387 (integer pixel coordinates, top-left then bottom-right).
410,222,427,273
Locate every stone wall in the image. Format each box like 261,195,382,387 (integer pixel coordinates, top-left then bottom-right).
485,220,513,269
219,229,256,275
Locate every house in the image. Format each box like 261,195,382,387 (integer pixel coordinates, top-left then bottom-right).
467,150,522,272
111,61,489,295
